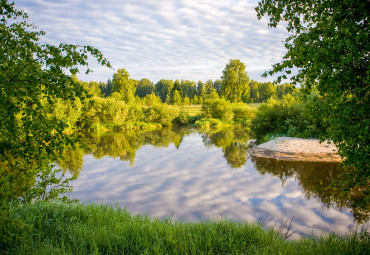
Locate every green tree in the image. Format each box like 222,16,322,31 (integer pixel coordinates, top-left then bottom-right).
214,79,222,96
135,78,154,98
155,79,173,103
249,80,260,103
88,81,102,97
171,90,182,105
170,80,183,105
192,94,199,104
259,82,276,102
112,68,135,104
276,83,295,99
202,79,214,98
180,80,197,99
100,79,113,97
0,1,110,201
256,0,369,221
221,59,250,102
183,96,190,105
197,80,204,97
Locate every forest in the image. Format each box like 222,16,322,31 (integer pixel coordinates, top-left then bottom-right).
0,0,368,254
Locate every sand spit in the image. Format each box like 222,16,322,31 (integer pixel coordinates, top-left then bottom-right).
248,137,342,162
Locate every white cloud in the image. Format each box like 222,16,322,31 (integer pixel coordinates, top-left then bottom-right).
15,0,289,83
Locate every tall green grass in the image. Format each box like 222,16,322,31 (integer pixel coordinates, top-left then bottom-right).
4,202,369,254
179,105,203,116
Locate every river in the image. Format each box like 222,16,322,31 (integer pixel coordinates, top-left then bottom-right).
59,127,368,238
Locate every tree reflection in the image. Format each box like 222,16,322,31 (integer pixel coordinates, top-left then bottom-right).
55,127,193,175
200,127,251,168
224,142,249,168
56,127,252,178
251,156,369,224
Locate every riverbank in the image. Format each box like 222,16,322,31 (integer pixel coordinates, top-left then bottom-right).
3,202,368,254
249,137,342,162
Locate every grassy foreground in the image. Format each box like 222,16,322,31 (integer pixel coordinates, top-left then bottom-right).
4,202,369,255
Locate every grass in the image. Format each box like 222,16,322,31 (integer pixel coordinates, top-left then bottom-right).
179,105,202,116
3,202,369,254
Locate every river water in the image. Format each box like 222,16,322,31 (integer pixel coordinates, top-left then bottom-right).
61,127,368,238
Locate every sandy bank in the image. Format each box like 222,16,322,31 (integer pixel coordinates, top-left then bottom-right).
248,137,342,162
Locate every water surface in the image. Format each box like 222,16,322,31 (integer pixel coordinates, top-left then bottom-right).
61,127,368,238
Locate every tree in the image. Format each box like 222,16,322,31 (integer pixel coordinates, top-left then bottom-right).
112,68,135,103
0,1,110,201
256,0,369,222
135,78,154,98
99,79,113,97
171,90,182,105
249,80,260,103
180,80,197,99
276,83,295,99
259,82,276,102
89,81,102,97
221,59,250,102
214,79,222,96
197,80,204,97
155,79,173,103
170,80,183,105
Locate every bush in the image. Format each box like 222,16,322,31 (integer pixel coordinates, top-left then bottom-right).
202,98,234,121
251,93,326,141
175,111,190,125
232,102,255,125
144,104,179,126
83,97,129,127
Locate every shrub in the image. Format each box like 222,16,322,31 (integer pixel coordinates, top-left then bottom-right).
144,104,179,126
251,93,326,140
231,102,255,125
175,111,190,125
202,98,234,121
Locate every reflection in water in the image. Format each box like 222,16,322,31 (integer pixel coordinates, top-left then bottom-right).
200,128,250,168
60,127,369,237
251,157,369,224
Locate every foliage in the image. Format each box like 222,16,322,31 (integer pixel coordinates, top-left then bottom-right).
202,98,234,121
201,98,255,126
144,104,179,126
171,90,182,105
251,93,327,141
112,68,136,104
232,102,255,125
22,166,77,203
252,157,369,223
0,1,109,201
256,0,369,208
135,78,155,98
175,111,190,125
221,59,250,102
155,79,173,103
142,93,162,106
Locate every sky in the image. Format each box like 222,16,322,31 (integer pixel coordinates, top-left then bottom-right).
14,0,289,84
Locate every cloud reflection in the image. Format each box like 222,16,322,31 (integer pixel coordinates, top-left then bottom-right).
67,131,368,238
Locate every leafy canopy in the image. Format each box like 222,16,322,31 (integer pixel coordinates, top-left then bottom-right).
256,0,369,222
0,0,110,200
221,59,250,103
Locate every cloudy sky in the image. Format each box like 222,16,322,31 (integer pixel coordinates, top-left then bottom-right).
14,0,288,83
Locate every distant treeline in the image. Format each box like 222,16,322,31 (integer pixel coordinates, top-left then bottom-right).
47,59,302,132
98,77,294,105
91,60,296,105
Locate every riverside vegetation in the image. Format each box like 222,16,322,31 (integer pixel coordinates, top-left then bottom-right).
0,0,368,254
